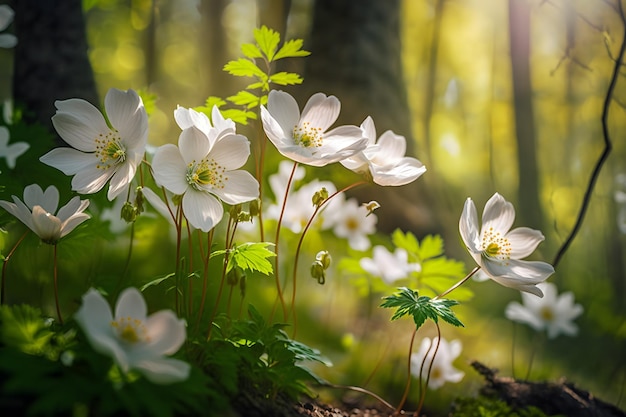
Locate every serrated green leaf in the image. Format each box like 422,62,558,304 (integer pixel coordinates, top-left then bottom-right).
269,72,304,86
220,109,257,125
273,38,311,60
421,256,466,279
380,287,464,330
229,242,276,275
224,58,267,79
418,234,445,260
254,25,280,61
241,43,263,59
0,305,53,354
392,229,420,255
227,90,260,107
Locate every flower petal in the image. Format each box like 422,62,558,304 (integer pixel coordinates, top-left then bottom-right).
70,164,115,195
182,190,223,232
152,144,189,195
115,287,148,320
107,159,137,200
143,310,187,355
104,88,148,150
207,133,250,170
505,301,544,331
52,99,110,152
482,193,515,235
179,126,212,163
300,93,340,132
373,131,407,162
371,158,426,186
23,184,57,213
506,227,545,259
31,206,62,242
266,90,300,135
133,357,191,384
56,196,88,222
459,198,480,253
211,170,259,205
39,148,96,177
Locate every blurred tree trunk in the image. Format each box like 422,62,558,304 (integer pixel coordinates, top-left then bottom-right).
508,0,543,230
10,0,98,134
257,0,290,36
199,0,232,98
301,0,437,233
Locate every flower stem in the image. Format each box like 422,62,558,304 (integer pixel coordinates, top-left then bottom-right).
289,181,367,335
195,229,214,333
1,230,28,305
433,266,480,300
415,323,441,416
53,244,63,325
395,327,418,415
270,161,298,323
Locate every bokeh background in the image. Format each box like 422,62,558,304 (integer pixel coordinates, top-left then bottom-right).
1,0,625,414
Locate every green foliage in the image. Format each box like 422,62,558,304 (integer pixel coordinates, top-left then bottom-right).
451,396,559,417
210,305,329,400
228,242,276,276
380,287,464,330
195,25,309,125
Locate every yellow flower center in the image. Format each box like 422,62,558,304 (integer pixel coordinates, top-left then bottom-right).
540,306,554,322
186,158,226,191
481,227,512,260
346,217,359,231
95,130,126,170
293,122,323,148
111,316,149,344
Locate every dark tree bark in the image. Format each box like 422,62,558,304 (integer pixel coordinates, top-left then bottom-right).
300,0,437,233
508,0,543,230
199,0,233,99
257,0,291,38
10,0,98,135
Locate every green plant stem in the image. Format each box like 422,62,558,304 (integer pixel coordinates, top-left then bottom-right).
195,229,214,333
525,330,544,380
415,323,441,417
186,220,194,319
270,161,298,323
174,206,184,315
53,244,63,325
113,222,135,299
1,230,28,305
207,215,236,339
432,266,480,300
289,181,367,336
321,382,395,412
395,327,418,415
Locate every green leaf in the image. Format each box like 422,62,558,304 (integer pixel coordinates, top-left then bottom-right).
220,109,257,125
254,25,280,61
226,90,260,107
229,242,276,275
418,234,445,260
137,89,158,116
0,305,53,355
380,287,464,330
392,229,420,256
241,43,263,59
269,72,304,86
224,58,267,79
140,272,175,291
273,38,311,60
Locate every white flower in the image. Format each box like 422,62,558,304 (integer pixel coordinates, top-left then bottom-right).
151,107,259,232
75,288,190,384
459,192,555,297
40,88,148,200
266,178,338,234
260,90,367,166
0,126,29,169
505,282,583,339
0,184,90,244
341,116,426,186
410,337,464,390
323,196,376,251
0,5,17,48
360,245,421,284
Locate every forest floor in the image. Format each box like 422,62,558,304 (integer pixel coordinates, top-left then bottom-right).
234,361,626,417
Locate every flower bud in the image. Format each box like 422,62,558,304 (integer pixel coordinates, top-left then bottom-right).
315,250,332,270
229,204,242,218
249,199,261,217
135,186,145,214
121,201,137,223
312,187,329,207
237,211,251,223
227,267,244,286
362,200,380,217
310,260,326,285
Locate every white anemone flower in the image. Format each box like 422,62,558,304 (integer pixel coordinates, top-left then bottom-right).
410,337,464,390
459,192,555,297
40,88,148,201
151,107,259,232
0,184,90,244
0,5,17,48
0,126,29,169
360,245,421,285
74,288,190,384
341,116,426,186
323,196,376,251
505,282,583,339
260,90,367,166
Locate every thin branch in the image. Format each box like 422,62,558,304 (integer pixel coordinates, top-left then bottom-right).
552,0,626,268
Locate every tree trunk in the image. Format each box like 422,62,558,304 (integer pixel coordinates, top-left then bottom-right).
508,0,543,230
11,0,98,136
